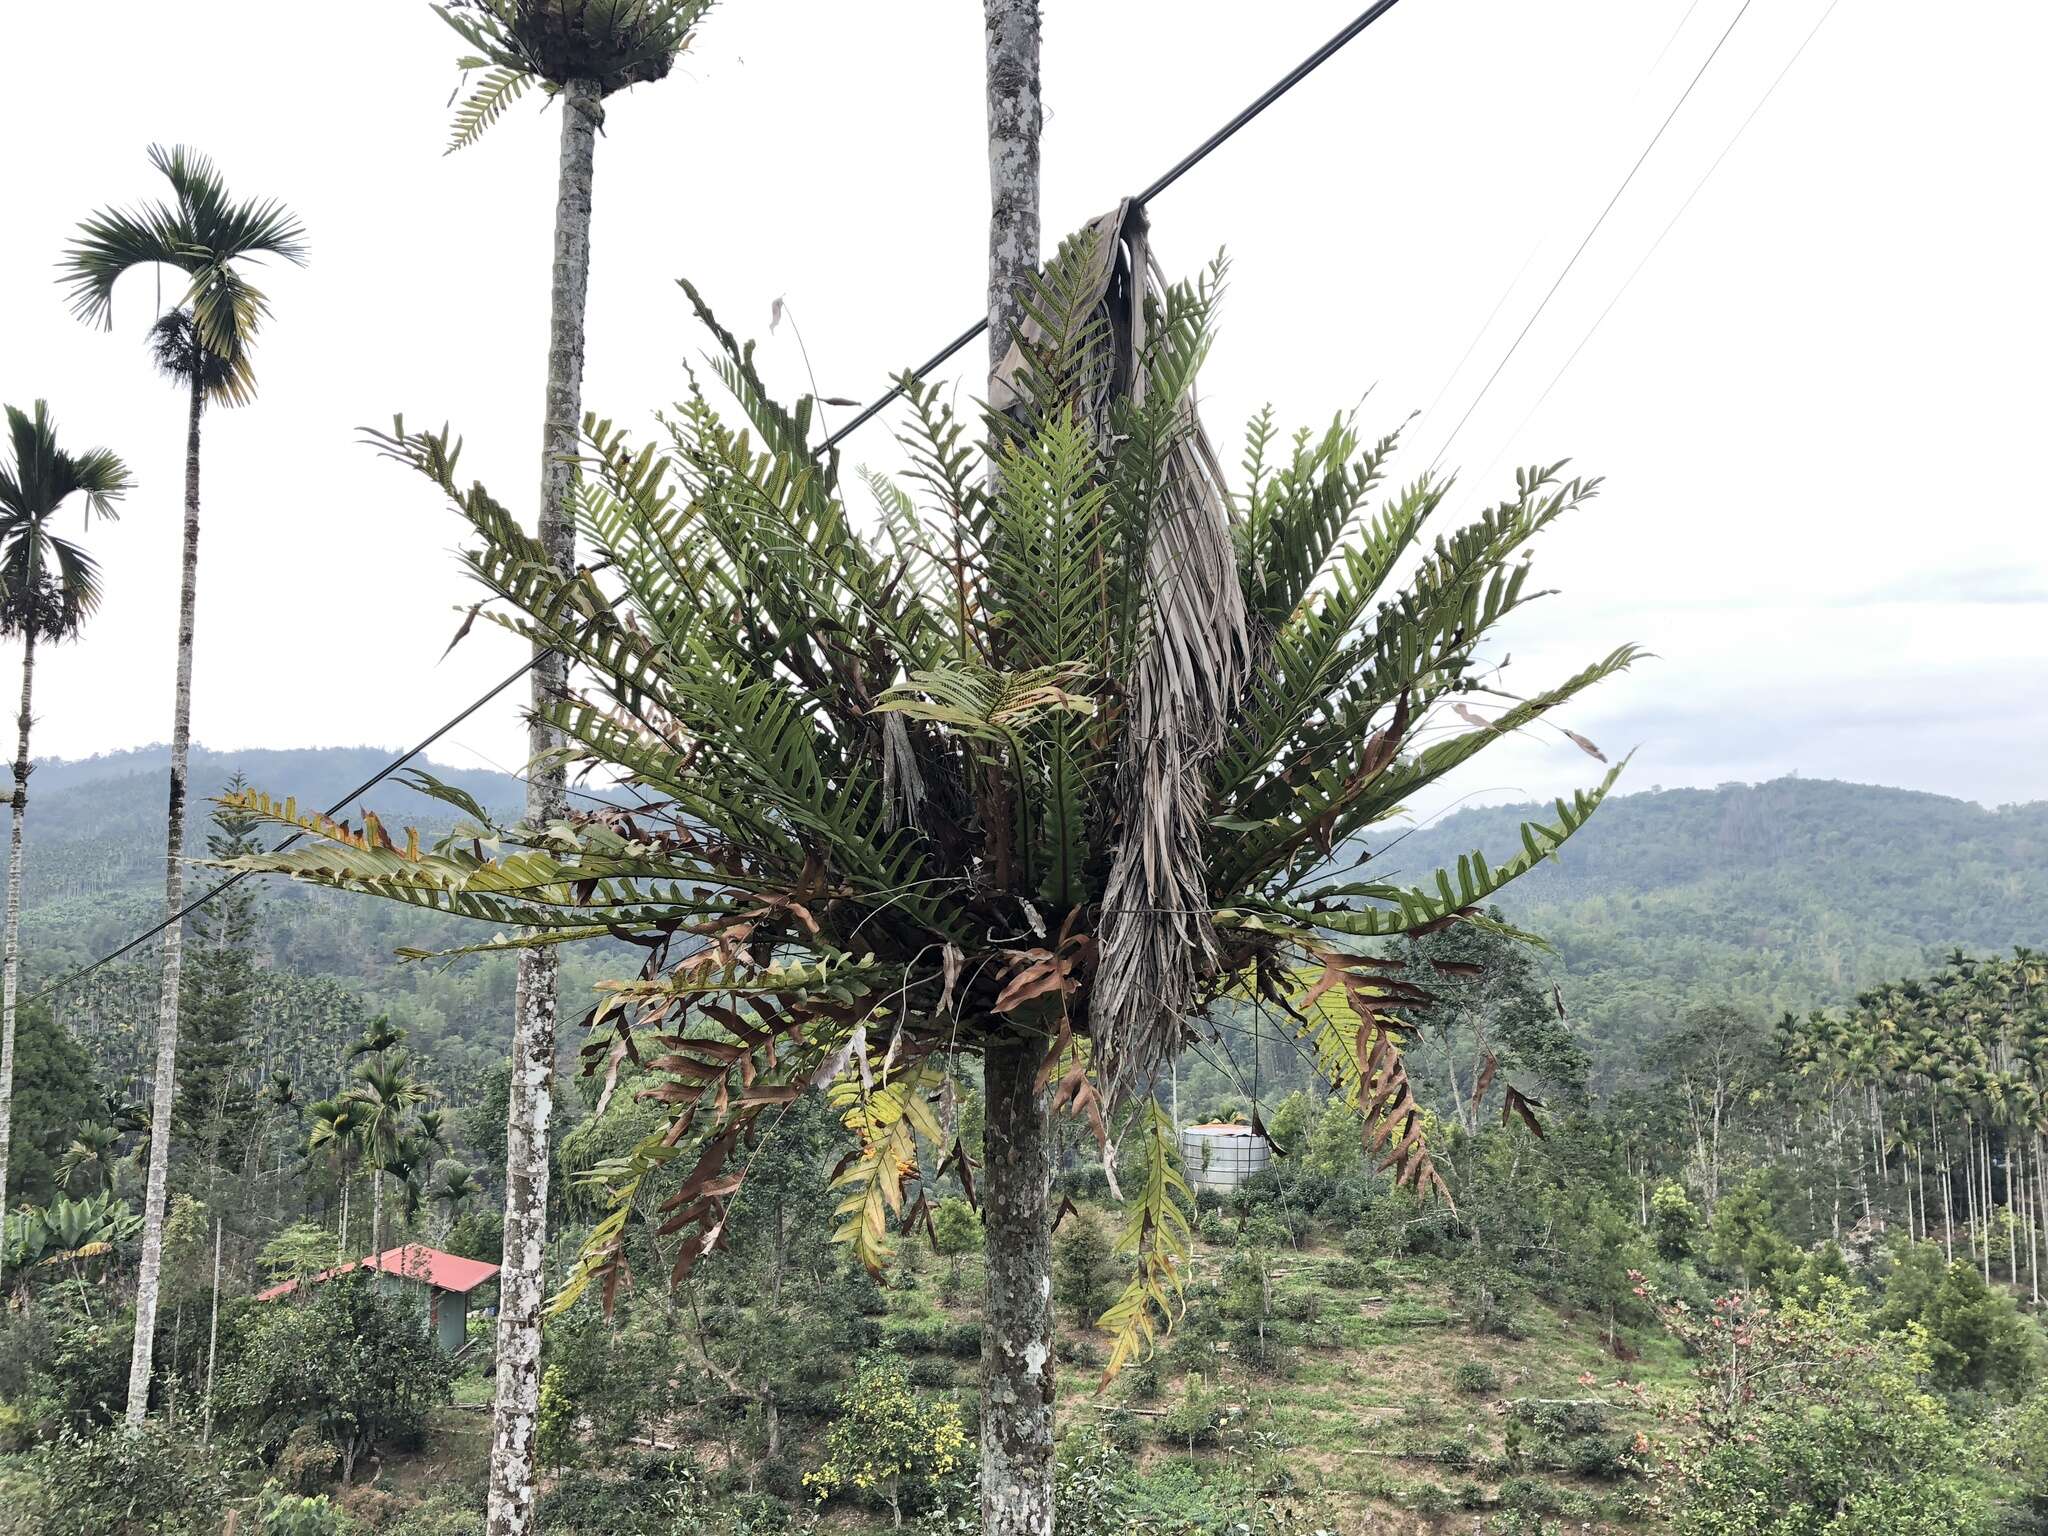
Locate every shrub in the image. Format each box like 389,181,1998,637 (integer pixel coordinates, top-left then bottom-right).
1451,1361,1498,1395
1321,1258,1365,1289
274,1425,343,1494
1449,1263,1525,1337
1436,1435,1472,1469
1122,1357,1162,1402
1055,1210,1120,1330
1510,1398,1609,1437
1056,1334,1104,1368
1160,1385,1223,1452
216,1271,453,1482
1407,1482,1454,1516
1055,1425,1138,1536
1395,1393,1443,1428
535,1365,578,1472
906,1356,955,1389
804,1355,969,1527
1101,1413,1145,1456
933,1196,987,1269
30,1422,231,1536
256,1486,350,1536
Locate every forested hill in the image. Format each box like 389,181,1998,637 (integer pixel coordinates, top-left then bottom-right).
1386,775,2048,1073
12,752,2046,1083
25,743,528,870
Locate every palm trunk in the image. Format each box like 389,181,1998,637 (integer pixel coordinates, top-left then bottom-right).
0,625,37,1296
487,73,599,1536
373,1168,385,1258
201,1215,222,1450
982,1034,1054,1536
980,9,1050,1534
125,367,204,1428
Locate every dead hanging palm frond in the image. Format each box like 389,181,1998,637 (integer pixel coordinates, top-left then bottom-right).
995,202,1251,1105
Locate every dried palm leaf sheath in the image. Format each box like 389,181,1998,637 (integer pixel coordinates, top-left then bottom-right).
995,202,1251,1105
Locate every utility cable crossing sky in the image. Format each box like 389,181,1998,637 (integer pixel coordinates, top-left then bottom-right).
35,0,1414,1004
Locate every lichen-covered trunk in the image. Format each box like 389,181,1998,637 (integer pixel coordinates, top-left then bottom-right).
981,1036,1054,1536
0,624,37,1292
126,367,205,1427
487,73,599,1536
985,0,1042,382
983,5,1050,1530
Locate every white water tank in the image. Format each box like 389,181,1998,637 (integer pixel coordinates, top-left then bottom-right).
1179,1122,1270,1194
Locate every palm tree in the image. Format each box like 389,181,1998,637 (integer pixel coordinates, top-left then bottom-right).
56,1123,124,1198
980,7,1050,1523
61,144,306,1427
428,1160,482,1243
433,8,707,1529
307,1097,363,1263
346,1053,429,1257
0,402,128,1294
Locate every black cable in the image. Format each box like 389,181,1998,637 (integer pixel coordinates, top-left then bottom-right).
40,1,1411,1003
816,0,1409,456
1429,0,1755,473
28,653,541,1003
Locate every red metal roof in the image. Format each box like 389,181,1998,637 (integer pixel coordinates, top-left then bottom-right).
255,1244,500,1303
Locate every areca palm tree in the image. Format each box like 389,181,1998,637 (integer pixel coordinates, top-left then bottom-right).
428,1160,482,1241
217,219,1632,1529
0,402,128,1294
61,144,305,1427
56,1123,124,1198
433,6,708,1528
307,1097,363,1262
347,1054,429,1257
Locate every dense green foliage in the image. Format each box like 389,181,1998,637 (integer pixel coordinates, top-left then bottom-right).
1395,777,2048,1077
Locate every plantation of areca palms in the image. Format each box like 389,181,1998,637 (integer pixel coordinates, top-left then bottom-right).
0,402,129,1287
1778,949,2048,1292
217,207,1632,1522
60,142,306,1425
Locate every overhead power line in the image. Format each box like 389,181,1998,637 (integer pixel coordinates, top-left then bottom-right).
39,1,1412,1002
1463,0,1843,492
28,655,540,1004
1429,0,1756,473
817,0,1406,455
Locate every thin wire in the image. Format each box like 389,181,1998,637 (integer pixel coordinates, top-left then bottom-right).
817,0,1409,455
27,654,541,1004
41,1,1416,1005
1428,0,1756,473
1463,0,1842,493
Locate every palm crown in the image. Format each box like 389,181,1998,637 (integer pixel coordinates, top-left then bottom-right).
218,213,1634,1364
60,144,307,407
0,401,130,642
437,0,714,151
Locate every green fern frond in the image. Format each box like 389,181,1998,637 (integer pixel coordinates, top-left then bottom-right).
446,65,533,154
1097,1102,1193,1384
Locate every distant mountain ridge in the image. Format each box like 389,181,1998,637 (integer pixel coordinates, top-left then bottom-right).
10,751,2044,1078
1386,775,2048,1071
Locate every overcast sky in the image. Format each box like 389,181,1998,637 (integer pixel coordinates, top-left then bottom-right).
2,0,2042,828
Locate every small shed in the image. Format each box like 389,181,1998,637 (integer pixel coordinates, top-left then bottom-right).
256,1243,499,1353
1179,1122,1270,1194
